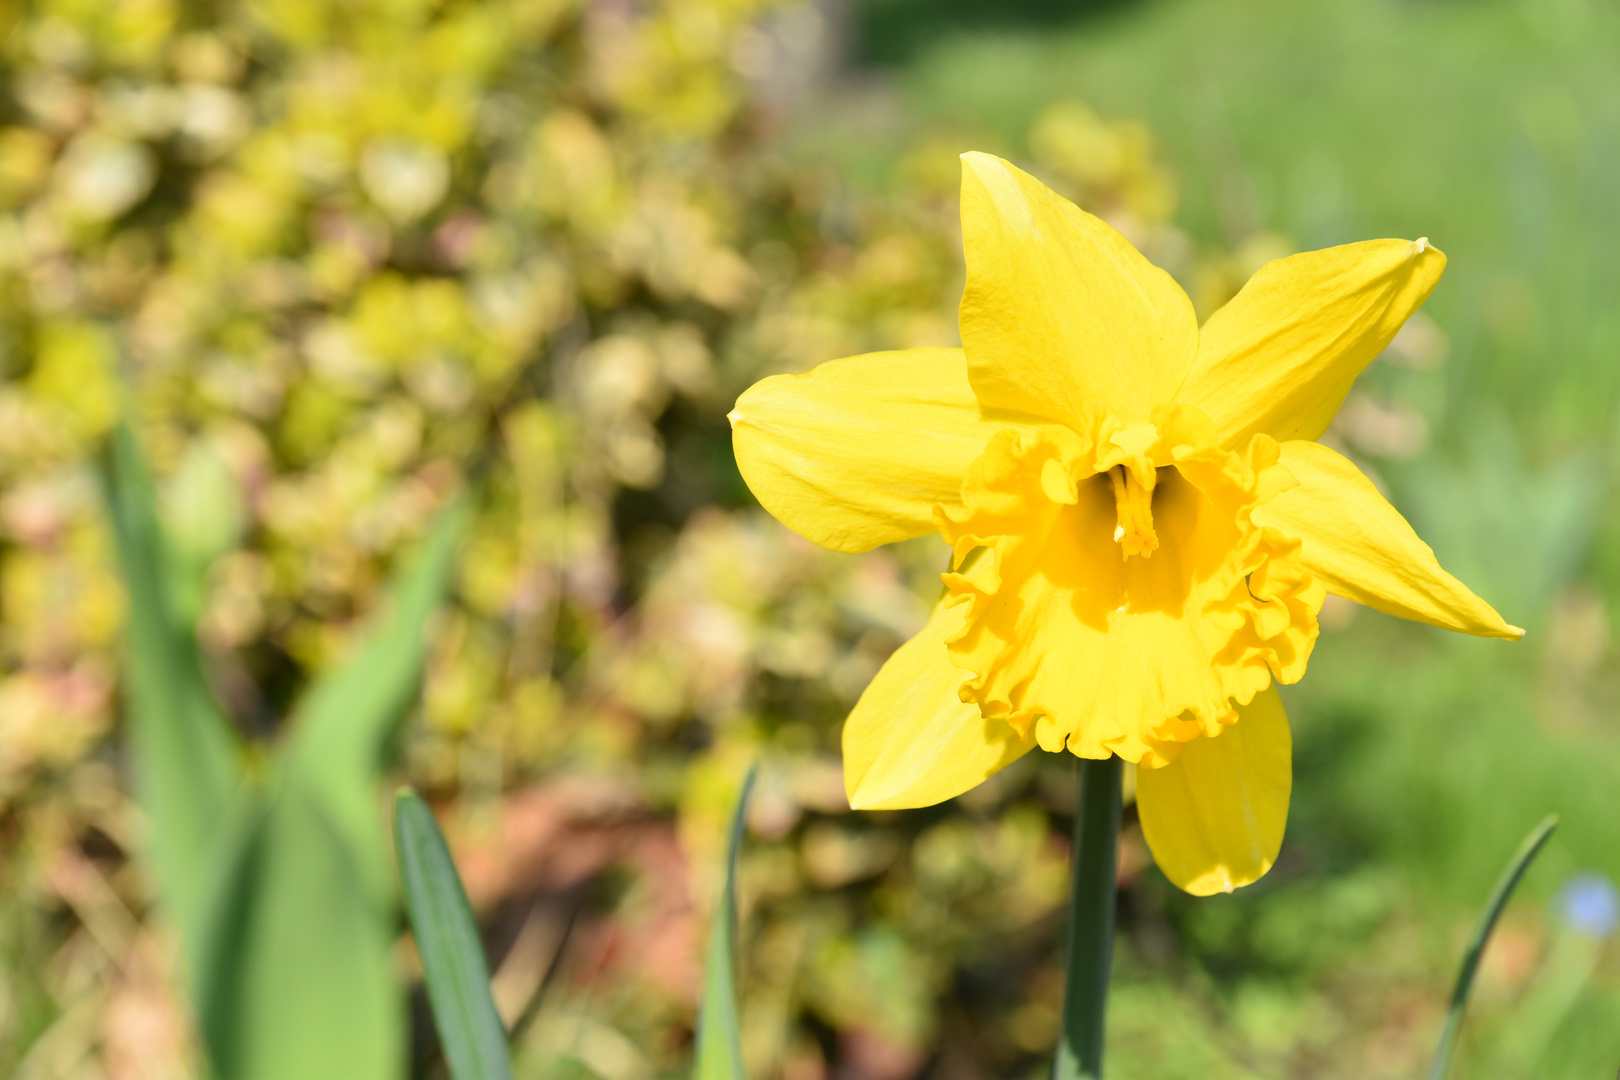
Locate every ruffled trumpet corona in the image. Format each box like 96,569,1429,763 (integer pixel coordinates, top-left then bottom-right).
729,152,1521,896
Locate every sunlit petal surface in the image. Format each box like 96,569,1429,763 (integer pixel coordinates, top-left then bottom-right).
959,152,1198,424
1137,683,1291,896
1180,239,1446,447
731,348,1038,553
844,601,1036,810
1255,441,1523,639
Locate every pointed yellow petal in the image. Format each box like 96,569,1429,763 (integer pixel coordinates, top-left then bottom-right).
1179,239,1446,447
958,152,1198,424
730,347,1030,553
1254,441,1523,639
844,601,1034,810
1137,684,1291,896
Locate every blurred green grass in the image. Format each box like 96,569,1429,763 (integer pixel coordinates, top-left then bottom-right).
829,0,1620,1073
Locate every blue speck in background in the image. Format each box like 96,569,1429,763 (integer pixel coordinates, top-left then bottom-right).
1557,873,1619,938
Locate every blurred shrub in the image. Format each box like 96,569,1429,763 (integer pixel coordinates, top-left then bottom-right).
0,0,1330,1076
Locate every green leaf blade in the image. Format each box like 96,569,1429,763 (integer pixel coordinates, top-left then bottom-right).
1429,813,1559,1080
189,502,467,1079
694,765,757,1080
394,789,512,1080
102,424,240,950
291,498,470,903
196,777,403,1080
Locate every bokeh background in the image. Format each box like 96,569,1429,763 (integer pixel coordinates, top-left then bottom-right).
3,0,1620,1076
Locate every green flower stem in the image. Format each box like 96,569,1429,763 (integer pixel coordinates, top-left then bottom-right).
1054,754,1123,1080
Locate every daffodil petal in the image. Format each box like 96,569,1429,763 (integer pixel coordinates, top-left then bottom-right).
730,347,1029,553
1179,239,1446,447
844,601,1034,810
1254,441,1523,639
1137,684,1291,896
958,152,1198,424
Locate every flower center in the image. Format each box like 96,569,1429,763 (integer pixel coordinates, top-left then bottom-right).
936,411,1325,765
1108,465,1157,560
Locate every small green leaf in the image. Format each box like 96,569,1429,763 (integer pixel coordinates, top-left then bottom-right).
102,424,240,954
194,773,403,1080
1429,813,1559,1080
291,497,471,908
694,765,757,1080
394,789,512,1080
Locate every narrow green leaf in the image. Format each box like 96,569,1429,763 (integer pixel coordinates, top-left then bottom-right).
291,497,470,905
694,764,758,1080
395,789,512,1080
102,424,240,951
1429,813,1559,1080
190,503,469,1080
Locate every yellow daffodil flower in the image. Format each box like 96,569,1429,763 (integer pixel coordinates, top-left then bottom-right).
729,152,1521,895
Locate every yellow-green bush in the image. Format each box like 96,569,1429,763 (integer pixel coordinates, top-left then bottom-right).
0,0,1258,1074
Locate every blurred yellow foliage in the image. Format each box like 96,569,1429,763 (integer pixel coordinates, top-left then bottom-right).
0,0,1271,1072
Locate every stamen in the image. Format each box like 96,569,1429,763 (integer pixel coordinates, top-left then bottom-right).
1108,465,1157,559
